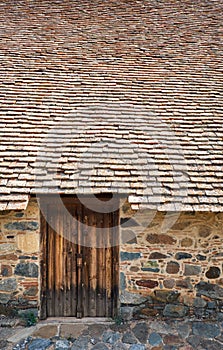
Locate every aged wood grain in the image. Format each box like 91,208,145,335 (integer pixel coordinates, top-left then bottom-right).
40,196,119,318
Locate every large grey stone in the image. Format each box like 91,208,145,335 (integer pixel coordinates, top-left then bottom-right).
120,306,134,321
217,312,223,321
196,281,223,300
184,264,201,276
187,335,201,347
15,263,38,277
71,336,89,350
0,278,17,292
0,340,8,349
200,339,222,350
148,332,163,346
175,252,192,260
163,304,189,318
28,339,52,350
87,324,107,337
176,323,191,339
122,332,138,344
120,272,127,290
0,292,11,303
0,243,15,252
55,339,70,350
129,345,145,350
120,291,147,305
193,297,207,308
132,322,148,343
102,331,121,344
4,221,39,231
120,252,141,261
192,322,220,339
91,343,109,350
149,321,176,335
112,342,128,350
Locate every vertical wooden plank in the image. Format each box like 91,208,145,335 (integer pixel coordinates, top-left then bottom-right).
70,204,78,316
104,212,112,317
54,206,62,317
64,207,71,316
96,211,105,317
60,210,66,316
111,209,119,318
40,209,47,319
76,204,83,318
88,210,97,316
47,211,55,317
81,209,88,317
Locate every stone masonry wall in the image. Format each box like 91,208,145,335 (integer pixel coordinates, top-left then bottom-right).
1,197,223,321
120,202,223,321
0,198,39,315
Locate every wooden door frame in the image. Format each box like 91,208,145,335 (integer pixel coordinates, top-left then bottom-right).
39,195,120,319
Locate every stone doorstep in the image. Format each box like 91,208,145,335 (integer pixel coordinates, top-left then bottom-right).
7,325,37,344
6,318,113,344
39,317,113,324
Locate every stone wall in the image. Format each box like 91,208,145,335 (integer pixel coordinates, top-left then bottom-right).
120,202,223,321
0,198,39,315
1,197,223,321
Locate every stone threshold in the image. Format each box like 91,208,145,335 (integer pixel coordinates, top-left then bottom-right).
7,317,114,344
39,317,114,324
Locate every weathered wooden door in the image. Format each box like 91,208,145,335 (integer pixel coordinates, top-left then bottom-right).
40,196,119,319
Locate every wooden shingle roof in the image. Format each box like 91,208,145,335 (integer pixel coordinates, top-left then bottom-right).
0,0,222,211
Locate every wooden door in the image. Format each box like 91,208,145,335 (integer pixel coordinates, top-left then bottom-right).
40,196,119,318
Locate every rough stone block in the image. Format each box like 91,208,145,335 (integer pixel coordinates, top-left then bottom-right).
136,280,158,288
184,264,201,276
120,252,141,261
0,292,11,304
132,322,148,343
4,221,39,231
163,304,189,318
176,278,192,289
146,234,176,245
120,272,127,290
181,237,193,247
0,278,17,292
0,243,15,253
205,266,221,279
163,279,175,289
120,306,134,321
193,297,207,308
196,281,223,300
60,324,87,339
122,331,138,344
15,263,38,277
120,291,148,305
148,333,163,346
32,325,58,338
1,264,12,277
192,322,220,339
198,225,212,238
166,261,180,274
175,252,192,260
149,252,168,259
17,232,39,253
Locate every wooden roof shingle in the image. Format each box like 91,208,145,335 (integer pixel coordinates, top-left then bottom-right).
0,0,222,210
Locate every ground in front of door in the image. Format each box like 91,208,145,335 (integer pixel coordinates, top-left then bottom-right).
1,317,223,350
